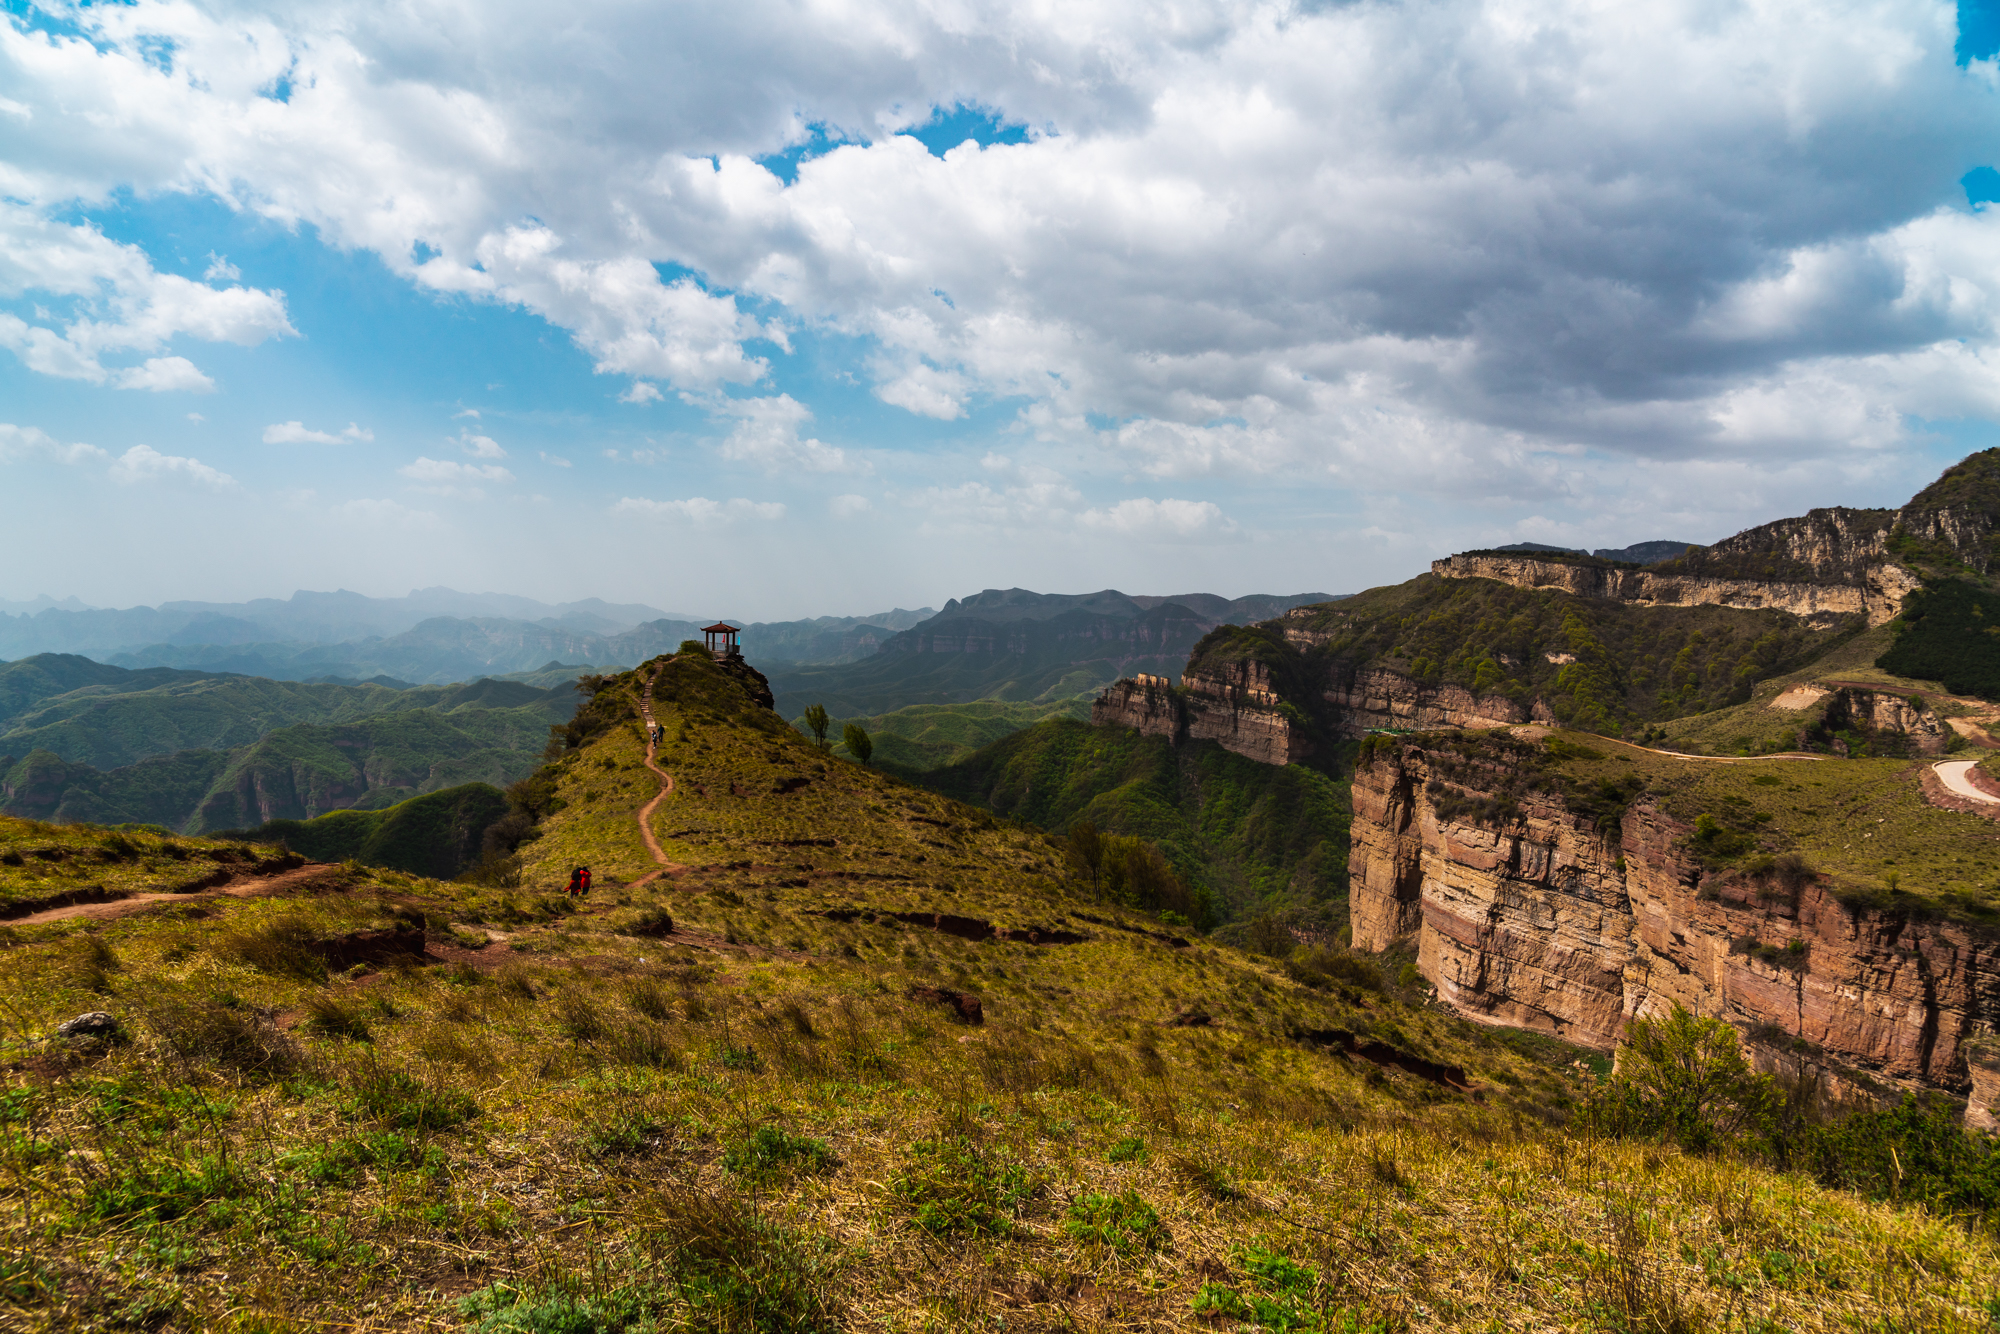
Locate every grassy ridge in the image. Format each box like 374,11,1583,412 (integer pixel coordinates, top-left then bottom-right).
1267,577,1859,737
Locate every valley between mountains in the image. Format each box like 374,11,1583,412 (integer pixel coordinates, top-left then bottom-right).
4,457,2000,1330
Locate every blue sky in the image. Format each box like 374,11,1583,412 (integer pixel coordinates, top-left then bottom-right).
3,0,1998,617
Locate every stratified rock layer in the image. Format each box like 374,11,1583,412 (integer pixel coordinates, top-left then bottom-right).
1090,662,1309,764
1349,743,2000,1116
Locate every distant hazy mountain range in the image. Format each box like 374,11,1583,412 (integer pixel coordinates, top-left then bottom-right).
0,587,936,685
767,587,1337,721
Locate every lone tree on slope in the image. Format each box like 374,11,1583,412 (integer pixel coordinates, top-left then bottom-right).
842,722,873,766
803,704,832,750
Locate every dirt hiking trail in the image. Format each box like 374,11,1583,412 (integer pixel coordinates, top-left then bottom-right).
7,864,344,928
630,665,687,889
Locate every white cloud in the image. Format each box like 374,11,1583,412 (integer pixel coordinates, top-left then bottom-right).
203,253,240,283
453,408,481,419
539,451,572,467
0,204,293,385
613,495,786,524
114,356,215,392
456,430,506,458
108,444,235,489
621,381,663,404
707,393,866,474
399,457,514,486
264,421,374,444
7,0,2000,513
185,412,205,424
0,423,106,465
1076,497,1236,540
829,493,873,518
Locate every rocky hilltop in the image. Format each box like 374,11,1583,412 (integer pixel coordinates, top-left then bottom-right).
1349,732,2000,1122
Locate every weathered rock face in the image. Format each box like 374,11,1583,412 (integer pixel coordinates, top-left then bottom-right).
1310,664,1552,737
1350,744,2000,1115
1668,506,1896,584
1821,688,1950,757
1181,659,1309,765
1090,676,1180,742
1089,662,1310,765
1429,553,1910,628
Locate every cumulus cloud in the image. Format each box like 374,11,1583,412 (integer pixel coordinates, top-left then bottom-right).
108,444,235,488
0,423,106,465
0,204,293,384
621,381,664,404
114,356,215,392
1076,497,1236,540
456,430,506,458
613,495,786,523
264,421,374,444
708,393,865,474
9,0,2000,513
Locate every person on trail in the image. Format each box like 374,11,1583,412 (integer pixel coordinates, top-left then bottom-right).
581,866,593,895
567,866,583,897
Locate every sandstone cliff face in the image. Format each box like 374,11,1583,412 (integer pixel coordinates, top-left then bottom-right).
1089,662,1310,765
1350,744,2000,1115
1429,553,1913,628
1311,664,1549,737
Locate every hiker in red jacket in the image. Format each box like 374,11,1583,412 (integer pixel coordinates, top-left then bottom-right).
567,867,583,897
580,866,593,895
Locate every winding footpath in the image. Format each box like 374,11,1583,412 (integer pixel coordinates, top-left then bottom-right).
629,665,687,889
5,863,340,928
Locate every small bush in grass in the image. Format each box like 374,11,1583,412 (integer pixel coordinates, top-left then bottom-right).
68,934,120,993
554,989,605,1042
615,906,675,937
625,977,672,1021
1191,1243,1339,1331
889,1137,1034,1237
583,1114,664,1160
722,1126,837,1185
1170,1152,1242,1202
1107,1135,1148,1163
222,915,332,982
142,997,301,1078
645,1188,841,1333
1063,1190,1165,1252
79,1154,245,1225
348,1068,476,1132
302,994,372,1042
282,1131,439,1186
459,1285,657,1334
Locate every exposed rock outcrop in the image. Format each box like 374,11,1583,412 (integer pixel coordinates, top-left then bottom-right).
1089,662,1310,765
1429,551,1915,628
1349,740,2000,1119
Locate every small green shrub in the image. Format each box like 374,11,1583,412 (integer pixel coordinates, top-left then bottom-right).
889,1137,1033,1237
1107,1136,1147,1163
1062,1190,1165,1252
347,1068,477,1132
722,1126,837,1185
302,994,372,1042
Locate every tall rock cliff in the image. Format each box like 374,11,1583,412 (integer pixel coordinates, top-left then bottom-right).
1089,660,1312,765
1349,736,2000,1119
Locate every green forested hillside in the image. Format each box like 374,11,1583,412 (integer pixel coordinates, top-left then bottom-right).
817,697,1093,770
911,719,1350,926
221,781,509,878
0,704,559,833
1262,576,1859,735
0,653,576,768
